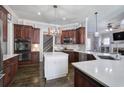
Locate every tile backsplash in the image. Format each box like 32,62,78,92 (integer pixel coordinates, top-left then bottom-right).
54,44,85,51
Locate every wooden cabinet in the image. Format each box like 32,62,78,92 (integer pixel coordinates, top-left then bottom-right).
61,27,85,44
3,56,18,87
63,51,79,63
31,52,39,64
74,68,104,87
14,24,33,40
78,27,85,44
0,6,8,41
61,31,69,44
31,28,40,44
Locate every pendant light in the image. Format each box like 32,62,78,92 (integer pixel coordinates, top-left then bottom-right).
48,5,62,36
94,12,99,37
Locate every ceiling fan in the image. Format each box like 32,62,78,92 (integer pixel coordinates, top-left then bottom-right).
106,23,120,31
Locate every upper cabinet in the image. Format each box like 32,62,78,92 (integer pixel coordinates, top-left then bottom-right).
14,24,33,40
0,6,8,41
77,27,85,44
31,28,40,44
61,27,85,44
14,24,40,44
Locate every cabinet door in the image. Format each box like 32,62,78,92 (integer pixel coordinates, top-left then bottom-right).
31,52,39,64
20,25,24,39
68,30,74,38
2,11,7,41
0,6,8,41
75,29,80,44
14,24,21,39
24,25,32,40
31,28,40,44
79,27,85,44
61,31,69,44
3,65,12,87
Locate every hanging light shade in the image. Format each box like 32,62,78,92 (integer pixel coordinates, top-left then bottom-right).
47,5,62,36
94,12,99,37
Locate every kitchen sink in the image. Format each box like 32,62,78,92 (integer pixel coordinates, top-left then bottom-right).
98,55,116,60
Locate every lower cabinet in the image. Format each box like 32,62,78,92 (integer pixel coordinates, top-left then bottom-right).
3,56,18,87
74,68,104,87
63,51,79,64
87,54,96,61
31,52,39,64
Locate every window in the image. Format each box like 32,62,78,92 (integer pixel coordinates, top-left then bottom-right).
86,38,91,50
103,38,110,45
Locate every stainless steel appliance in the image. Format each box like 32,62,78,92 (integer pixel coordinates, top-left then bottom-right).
63,37,73,44
0,20,4,87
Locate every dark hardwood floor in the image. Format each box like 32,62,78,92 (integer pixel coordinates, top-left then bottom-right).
10,63,74,87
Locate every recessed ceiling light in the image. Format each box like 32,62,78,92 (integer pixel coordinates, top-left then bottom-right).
106,29,109,31
62,17,66,21
109,28,113,31
37,12,41,15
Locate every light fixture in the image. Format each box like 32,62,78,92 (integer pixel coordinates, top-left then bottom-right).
37,12,41,15
62,17,66,21
94,12,99,37
48,5,62,36
105,23,113,31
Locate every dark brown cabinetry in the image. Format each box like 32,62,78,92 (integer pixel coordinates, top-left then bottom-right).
3,56,18,87
61,27,85,44
14,24,40,65
74,68,104,87
31,52,39,64
14,24,33,40
76,27,85,44
63,51,79,63
31,28,40,44
0,6,8,41
14,24,40,44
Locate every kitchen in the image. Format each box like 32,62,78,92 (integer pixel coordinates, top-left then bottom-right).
0,5,124,87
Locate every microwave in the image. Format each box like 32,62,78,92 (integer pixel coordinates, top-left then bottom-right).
63,37,73,44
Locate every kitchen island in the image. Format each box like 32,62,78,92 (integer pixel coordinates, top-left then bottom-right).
72,51,124,87
44,52,68,80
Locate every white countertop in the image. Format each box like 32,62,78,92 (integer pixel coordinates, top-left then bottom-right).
72,50,124,87
3,54,19,61
44,52,69,57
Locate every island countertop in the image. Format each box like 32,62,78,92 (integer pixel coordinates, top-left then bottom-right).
44,52,69,57
3,54,19,61
72,51,124,87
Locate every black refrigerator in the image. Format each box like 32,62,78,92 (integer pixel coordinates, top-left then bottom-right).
0,19,4,87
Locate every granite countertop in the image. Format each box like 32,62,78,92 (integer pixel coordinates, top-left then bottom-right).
72,50,124,87
3,54,19,61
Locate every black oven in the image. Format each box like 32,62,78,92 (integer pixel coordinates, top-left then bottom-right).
14,39,31,62
14,39,31,53
18,52,31,62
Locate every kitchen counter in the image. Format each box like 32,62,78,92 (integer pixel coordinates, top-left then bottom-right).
44,52,68,57
72,50,124,87
3,54,19,61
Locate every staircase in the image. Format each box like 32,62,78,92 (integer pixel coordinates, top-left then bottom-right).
43,35,53,52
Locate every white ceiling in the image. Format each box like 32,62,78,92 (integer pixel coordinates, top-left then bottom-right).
9,5,124,32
